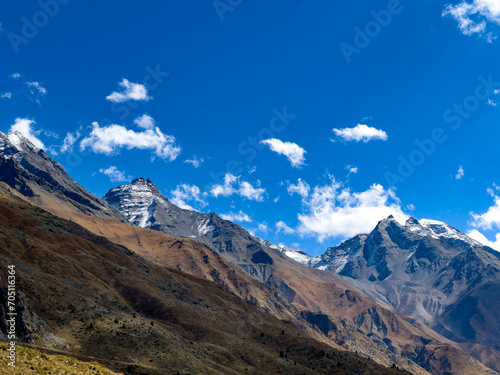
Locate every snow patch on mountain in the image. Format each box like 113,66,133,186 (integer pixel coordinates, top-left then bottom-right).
256,237,312,265
406,218,481,247
197,217,213,235
0,131,37,159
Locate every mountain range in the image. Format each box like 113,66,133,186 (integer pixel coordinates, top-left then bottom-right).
1,130,499,375
309,215,500,372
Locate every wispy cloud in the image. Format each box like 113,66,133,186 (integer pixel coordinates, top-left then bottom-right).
26,81,47,95
0,92,12,99
170,184,207,211
106,79,151,103
220,210,252,222
260,138,306,168
99,166,132,182
60,131,81,153
276,220,294,234
332,124,388,143
346,165,359,176
210,173,266,201
287,178,310,198
455,165,465,180
184,155,204,168
443,0,500,42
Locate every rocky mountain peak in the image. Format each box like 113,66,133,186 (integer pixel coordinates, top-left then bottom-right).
0,131,39,158
405,217,420,225
375,214,405,230
104,178,168,228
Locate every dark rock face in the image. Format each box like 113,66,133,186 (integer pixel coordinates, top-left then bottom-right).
313,216,500,359
300,311,337,336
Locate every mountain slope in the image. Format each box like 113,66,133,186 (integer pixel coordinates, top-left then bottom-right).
0,131,123,220
0,342,120,375
103,179,496,375
0,185,413,375
105,178,278,283
312,216,500,372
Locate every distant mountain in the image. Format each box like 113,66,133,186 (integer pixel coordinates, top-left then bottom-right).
312,215,500,372
0,131,122,220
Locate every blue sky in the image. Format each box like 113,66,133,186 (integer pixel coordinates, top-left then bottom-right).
2,0,500,255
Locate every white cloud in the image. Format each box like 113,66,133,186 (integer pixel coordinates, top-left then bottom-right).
346,165,359,175
99,166,132,182
406,204,416,211
134,114,155,129
249,166,257,174
276,220,295,235
296,178,408,242
9,118,45,150
26,81,47,95
487,183,500,197
274,196,280,203
184,155,204,168
258,222,269,233
260,138,306,168
239,181,266,201
210,173,266,201
220,210,252,223
468,186,500,251
467,229,500,251
470,191,500,231
106,79,151,103
443,0,500,41
10,73,21,79
60,131,81,153
80,121,181,161
332,124,388,143
455,165,465,180
287,178,311,198
170,184,207,211
487,98,497,106
1,92,12,99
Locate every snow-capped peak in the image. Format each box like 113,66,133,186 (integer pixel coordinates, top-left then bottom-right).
0,131,38,158
105,177,165,228
405,217,481,247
